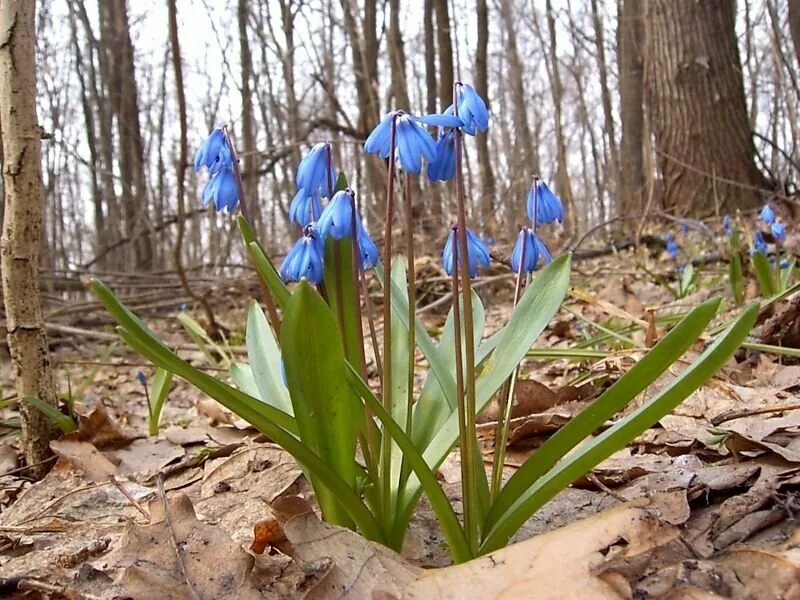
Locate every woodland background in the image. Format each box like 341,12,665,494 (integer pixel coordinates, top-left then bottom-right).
4,0,799,279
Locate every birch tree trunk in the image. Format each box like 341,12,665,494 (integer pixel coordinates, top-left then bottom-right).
0,0,60,478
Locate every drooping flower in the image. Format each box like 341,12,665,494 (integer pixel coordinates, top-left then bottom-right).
534,233,552,264
194,128,229,173
722,215,732,235
364,111,439,174
526,178,564,226
289,189,323,227
442,225,491,278
456,83,489,135
357,219,380,270
665,233,679,260
511,228,538,273
296,142,337,199
760,204,775,225
771,220,786,243
750,231,767,256
201,166,239,212
427,130,456,183
280,226,325,284
317,189,356,240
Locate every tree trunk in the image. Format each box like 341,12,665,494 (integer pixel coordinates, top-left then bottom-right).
0,0,60,478
475,0,496,228
388,0,411,109
618,0,646,215
645,0,766,216
591,0,619,203
434,0,454,108
789,0,800,68
238,0,261,231
424,0,437,114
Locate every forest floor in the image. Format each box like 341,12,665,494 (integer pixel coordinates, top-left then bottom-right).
1,237,799,599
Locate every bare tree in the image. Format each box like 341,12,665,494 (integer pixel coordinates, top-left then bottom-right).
239,0,261,232
475,0,496,226
1,0,60,477
434,0,454,108
646,0,766,215
789,0,800,67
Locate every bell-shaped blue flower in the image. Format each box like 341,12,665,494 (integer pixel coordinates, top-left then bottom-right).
665,233,679,259
201,166,239,212
442,226,491,278
357,218,380,270
456,83,489,135
194,128,230,173
750,231,767,256
534,232,552,264
317,189,356,240
722,215,732,235
280,228,324,284
289,189,322,227
511,228,538,273
296,142,337,199
364,112,436,174
772,220,786,242
760,205,775,225
427,130,456,183
527,179,563,226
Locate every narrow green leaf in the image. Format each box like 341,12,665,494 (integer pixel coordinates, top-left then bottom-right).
323,235,362,369
148,368,173,436
281,281,360,528
752,252,776,297
481,302,758,553
22,395,77,434
245,239,291,310
246,301,292,414
729,229,744,305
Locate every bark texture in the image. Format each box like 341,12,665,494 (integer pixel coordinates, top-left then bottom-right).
0,0,60,477
789,0,800,68
645,0,766,216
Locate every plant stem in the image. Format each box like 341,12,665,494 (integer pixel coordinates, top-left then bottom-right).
490,249,528,499
361,270,383,386
403,174,416,438
223,125,281,335
381,114,399,526
453,82,481,552
775,239,782,292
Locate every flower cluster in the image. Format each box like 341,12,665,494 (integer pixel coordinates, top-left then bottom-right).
194,128,239,212
511,177,563,273
442,225,491,278
753,203,788,256
665,233,679,260
289,142,337,226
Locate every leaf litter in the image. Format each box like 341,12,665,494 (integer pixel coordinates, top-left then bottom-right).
0,249,799,598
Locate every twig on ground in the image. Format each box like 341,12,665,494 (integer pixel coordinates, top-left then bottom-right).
156,473,200,600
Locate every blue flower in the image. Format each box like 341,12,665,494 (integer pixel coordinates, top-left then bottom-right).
296,142,336,199
442,226,491,278
771,220,786,243
317,189,356,240
456,83,489,135
534,233,552,264
751,231,767,256
194,128,229,174
289,189,322,226
201,166,239,212
526,178,564,226
511,228,538,273
780,258,790,269
760,205,775,225
665,233,679,259
427,130,456,183
722,215,732,235
357,218,380,270
135,371,147,387
364,112,436,174
280,227,325,284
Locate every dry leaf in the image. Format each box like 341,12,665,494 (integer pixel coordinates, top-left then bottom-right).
50,439,116,482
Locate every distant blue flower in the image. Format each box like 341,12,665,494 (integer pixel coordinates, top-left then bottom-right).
442,226,490,278
296,142,337,199
751,231,767,256
511,228,538,273
456,83,489,135
666,233,679,259
771,220,786,243
201,166,239,212
289,189,322,226
760,205,775,225
364,112,436,174
280,226,325,284
194,128,229,174
427,130,456,183
318,189,356,240
136,371,147,387
722,215,732,235
526,178,564,226
680,222,688,237
780,258,790,269
357,218,380,270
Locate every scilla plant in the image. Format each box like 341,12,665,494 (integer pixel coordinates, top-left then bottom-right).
92,83,757,563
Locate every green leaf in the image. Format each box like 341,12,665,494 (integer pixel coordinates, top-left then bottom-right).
148,368,173,436
752,252,776,297
481,301,757,553
281,281,360,528
323,235,363,368
729,229,744,305
21,395,77,434
780,259,795,291
485,297,720,532
679,263,695,298
346,366,472,562
177,312,230,368
245,301,292,414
